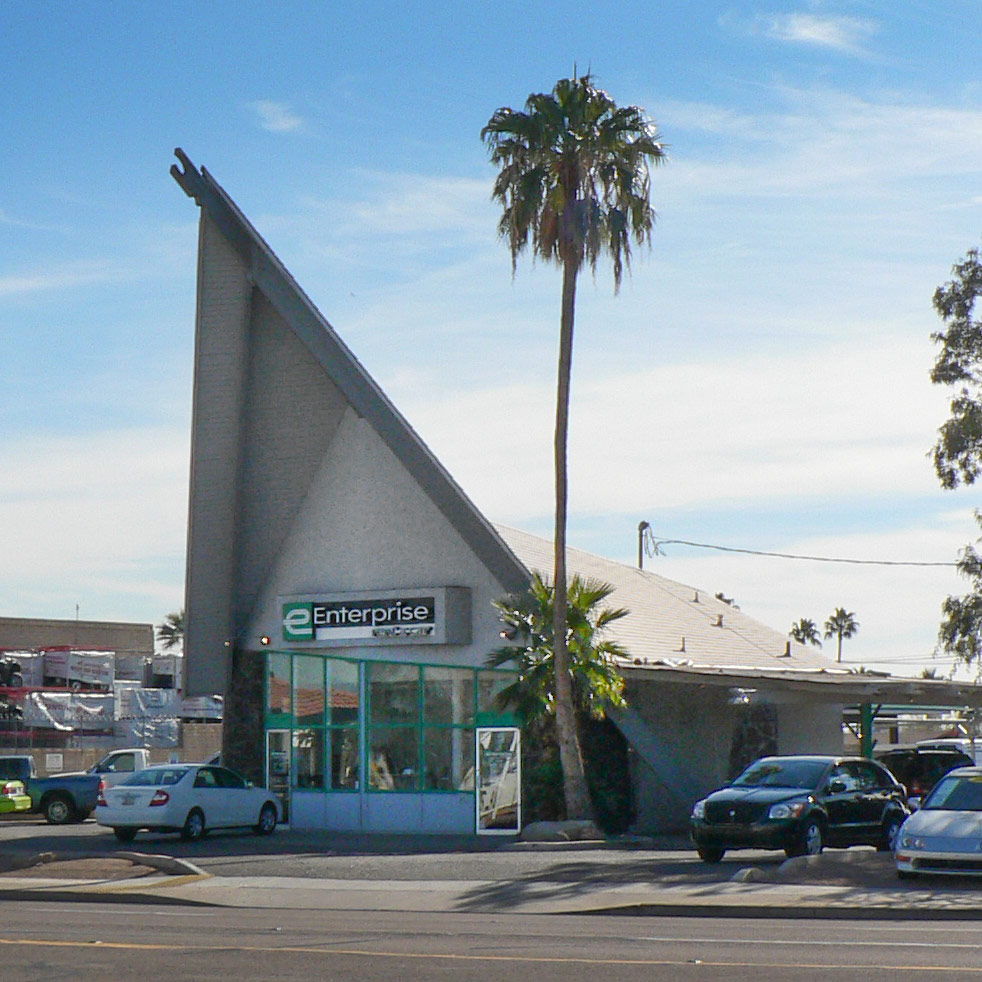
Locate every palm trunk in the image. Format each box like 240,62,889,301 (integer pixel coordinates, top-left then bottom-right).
553,258,592,821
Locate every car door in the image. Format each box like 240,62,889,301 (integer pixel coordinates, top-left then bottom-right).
821,762,866,844
854,760,902,837
212,766,253,827
191,766,230,828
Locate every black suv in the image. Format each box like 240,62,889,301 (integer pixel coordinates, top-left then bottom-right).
690,755,909,862
875,747,973,807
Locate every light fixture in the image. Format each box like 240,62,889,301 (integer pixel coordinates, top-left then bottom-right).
259,635,271,646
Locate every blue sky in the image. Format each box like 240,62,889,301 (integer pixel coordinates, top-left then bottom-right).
3,1,982,675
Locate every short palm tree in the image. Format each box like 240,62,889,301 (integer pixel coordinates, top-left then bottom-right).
482,74,665,819
790,618,822,648
156,610,185,652
487,571,629,726
824,608,859,663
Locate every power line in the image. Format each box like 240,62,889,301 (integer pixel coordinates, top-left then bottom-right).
644,530,957,568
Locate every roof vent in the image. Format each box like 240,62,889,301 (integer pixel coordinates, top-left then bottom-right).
677,636,686,653
693,591,699,603
780,640,792,657
714,613,724,627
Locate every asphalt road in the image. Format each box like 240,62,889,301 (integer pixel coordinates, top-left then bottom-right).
6,898,982,981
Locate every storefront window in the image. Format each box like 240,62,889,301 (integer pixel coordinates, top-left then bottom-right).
327,658,359,726
329,727,360,790
477,670,517,721
423,667,474,726
368,727,419,791
293,656,325,726
292,728,325,789
368,662,420,726
424,727,475,791
267,653,291,716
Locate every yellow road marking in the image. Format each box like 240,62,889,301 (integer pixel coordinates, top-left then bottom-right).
1,937,981,971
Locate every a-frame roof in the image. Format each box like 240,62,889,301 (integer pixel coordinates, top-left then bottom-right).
171,149,528,599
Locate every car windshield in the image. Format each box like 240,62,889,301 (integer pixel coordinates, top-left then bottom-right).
922,775,982,812
732,759,828,790
118,767,189,787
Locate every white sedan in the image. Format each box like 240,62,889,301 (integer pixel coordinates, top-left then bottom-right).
96,763,280,843
896,766,982,879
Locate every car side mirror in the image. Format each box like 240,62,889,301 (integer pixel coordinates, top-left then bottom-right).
828,778,846,794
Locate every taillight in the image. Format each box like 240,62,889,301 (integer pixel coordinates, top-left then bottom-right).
96,791,107,807
149,790,169,807
2,781,19,795
98,778,107,792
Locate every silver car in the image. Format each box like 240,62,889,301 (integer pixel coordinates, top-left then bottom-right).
896,766,982,879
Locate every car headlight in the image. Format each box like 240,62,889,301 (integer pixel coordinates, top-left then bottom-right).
768,802,806,820
692,799,706,820
900,835,924,850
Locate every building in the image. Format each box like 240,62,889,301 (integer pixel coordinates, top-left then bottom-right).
172,151,982,835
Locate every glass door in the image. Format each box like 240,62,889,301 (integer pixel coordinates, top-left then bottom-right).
266,729,291,824
475,727,521,834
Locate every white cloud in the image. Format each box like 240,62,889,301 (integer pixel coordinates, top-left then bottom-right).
247,99,304,133
759,12,877,54
393,334,952,520
0,427,189,620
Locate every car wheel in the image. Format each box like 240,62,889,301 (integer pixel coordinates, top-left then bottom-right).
696,845,725,863
181,808,205,841
802,819,824,855
113,827,137,843
254,802,277,836
42,793,75,825
878,815,903,852
787,818,824,858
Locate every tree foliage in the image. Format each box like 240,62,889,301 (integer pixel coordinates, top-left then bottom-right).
930,244,982,489
156,610,185,651
937,510,982,671
482,73,665,819
790,618,822,647
487,571,629,723
824,608,859,663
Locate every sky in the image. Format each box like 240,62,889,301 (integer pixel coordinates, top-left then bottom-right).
2,0,982,676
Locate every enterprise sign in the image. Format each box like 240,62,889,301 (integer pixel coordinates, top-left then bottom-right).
279,587,471,647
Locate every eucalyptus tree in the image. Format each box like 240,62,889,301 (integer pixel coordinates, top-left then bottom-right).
824,608,859,663
482,74,665,818
930,245,982,670
790,618,822,648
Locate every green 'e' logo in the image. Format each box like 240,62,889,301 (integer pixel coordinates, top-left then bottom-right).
282,603,314,641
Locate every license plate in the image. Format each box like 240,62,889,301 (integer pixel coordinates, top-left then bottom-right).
120,794,136,806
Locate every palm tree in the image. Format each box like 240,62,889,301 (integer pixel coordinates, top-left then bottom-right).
824,608,859,663
482,74,665,818
790,618,822,648
487,571,629,726
156,610,185,652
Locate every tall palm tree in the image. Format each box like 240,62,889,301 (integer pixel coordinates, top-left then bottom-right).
790,618,822,648
156,610,185,652
482,74,665,818
487,571,629,726
824,608,859,663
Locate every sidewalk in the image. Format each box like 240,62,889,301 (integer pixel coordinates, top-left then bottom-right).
2,850,982,919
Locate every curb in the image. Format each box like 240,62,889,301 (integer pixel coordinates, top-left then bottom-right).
0,851,206,877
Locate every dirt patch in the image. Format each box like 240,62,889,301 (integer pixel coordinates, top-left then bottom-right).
0,857,159,880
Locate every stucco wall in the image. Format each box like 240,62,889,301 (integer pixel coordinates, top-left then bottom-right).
245,409,509,667
776,702,843,755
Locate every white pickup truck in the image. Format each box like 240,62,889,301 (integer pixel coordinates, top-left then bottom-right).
85,748,155,788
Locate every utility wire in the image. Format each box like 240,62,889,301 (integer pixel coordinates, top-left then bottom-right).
644,529,956,568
